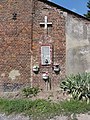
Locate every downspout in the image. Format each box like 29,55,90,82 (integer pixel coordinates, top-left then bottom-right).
30,0,35,87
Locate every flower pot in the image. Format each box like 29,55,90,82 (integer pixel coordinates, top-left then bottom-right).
54,67,60,72
42,73,49,81
33,66,39,73
53,65,61,74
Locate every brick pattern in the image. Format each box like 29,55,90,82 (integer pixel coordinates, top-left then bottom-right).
32,1,66,90
0,0,66,91
0,0,32,91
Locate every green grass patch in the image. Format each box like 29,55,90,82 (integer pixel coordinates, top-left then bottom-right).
0,98,90,119
60,99,90,114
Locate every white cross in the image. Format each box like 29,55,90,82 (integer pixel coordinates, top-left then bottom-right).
40,16,52,29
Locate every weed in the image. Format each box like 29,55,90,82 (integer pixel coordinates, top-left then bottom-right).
22,86,40,97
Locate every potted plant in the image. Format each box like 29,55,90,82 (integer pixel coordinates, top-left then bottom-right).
33,65,39,73
42,72,49,81
53,65,60,74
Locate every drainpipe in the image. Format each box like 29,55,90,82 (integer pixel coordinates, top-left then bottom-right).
30,0,35,88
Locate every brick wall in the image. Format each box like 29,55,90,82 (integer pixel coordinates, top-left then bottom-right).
0,0,66,91
0,0,32,91
32,0,66,90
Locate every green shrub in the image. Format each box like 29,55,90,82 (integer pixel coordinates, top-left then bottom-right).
22,86,40,97
60,73,90,103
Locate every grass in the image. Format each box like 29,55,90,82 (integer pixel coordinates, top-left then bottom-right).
60,99,90,114
0,98,90,119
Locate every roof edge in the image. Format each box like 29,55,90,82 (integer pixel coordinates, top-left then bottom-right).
38,0,90,21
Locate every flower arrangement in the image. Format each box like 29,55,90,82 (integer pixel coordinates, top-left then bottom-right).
33,65,39,73
53,65,60,72
42,72,49,80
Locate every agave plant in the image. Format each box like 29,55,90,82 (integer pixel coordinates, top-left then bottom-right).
60,73,90,103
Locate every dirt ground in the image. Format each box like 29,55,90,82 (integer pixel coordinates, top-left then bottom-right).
0,113,90,120
50,114,90,120
0,88,70,102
